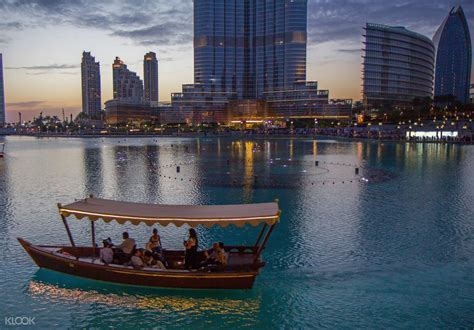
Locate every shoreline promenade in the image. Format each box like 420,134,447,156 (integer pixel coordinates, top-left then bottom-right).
4,129,473,145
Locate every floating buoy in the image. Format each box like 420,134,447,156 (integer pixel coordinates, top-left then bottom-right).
355,168,359,175
177,166,180,173
315,161,319,166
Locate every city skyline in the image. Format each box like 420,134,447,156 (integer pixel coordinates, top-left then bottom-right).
0,0,473,122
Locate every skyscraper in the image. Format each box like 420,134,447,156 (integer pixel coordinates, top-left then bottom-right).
143,52,159,103
113,57,144,101
81,51,102,118
193,0,307,99
433,6,472,103
0,54,5,125
362,23,435,108
168,0,351,124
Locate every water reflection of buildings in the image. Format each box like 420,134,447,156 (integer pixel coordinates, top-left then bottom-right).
354,142,467,267
81,143,104,196
0,154,13,241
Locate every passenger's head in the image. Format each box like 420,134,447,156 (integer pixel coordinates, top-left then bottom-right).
102,239,109,248
212,242,219,250
134,249,142,257
144,250,153,257
189,228,197,238
153,228,158,235
122,232,129,239
218,242,224,249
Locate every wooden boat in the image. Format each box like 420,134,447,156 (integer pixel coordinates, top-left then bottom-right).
19,197,281,289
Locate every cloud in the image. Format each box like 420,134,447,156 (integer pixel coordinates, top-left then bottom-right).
6,101,47,118
112,22,192,46
25,71,79,76
336,48,361,54
6,64,79,70
0,0,193,46
7,101,45,108
0,22,23,29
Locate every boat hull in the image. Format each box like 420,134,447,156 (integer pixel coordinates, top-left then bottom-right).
18,238,258,289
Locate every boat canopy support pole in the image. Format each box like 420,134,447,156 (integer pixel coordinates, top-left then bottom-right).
254,223,268,251
253,224,275,264
58,203,76,248
91,220,96,260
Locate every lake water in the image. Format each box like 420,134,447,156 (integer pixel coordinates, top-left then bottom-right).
0,136,473,328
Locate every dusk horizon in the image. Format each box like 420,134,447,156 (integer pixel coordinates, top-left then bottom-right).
1,0,473,122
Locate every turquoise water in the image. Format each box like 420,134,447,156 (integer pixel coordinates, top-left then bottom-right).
0,136,473,328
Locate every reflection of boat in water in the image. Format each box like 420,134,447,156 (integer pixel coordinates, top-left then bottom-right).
0,142,4,157
28,269,262,313
19,197,281,289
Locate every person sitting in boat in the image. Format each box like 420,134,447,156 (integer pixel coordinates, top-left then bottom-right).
200,242,227,271
183,228,199,269
100,239,114,265
131,248,145,270
143,250,167,270
146,228,162,253
114,232,136,263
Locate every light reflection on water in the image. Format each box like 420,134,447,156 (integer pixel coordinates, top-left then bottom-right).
28,271,261,315
1,136,474,328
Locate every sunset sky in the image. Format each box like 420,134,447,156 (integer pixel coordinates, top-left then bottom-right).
0,0,473,122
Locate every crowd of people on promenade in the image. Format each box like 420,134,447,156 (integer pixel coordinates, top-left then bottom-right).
99,228,227,271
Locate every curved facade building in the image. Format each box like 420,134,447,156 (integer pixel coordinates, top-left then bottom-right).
433,6,472,103
363,23,435,108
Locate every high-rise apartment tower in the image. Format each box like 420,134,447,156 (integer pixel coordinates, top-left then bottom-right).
143,52,159,103
81,51,102,118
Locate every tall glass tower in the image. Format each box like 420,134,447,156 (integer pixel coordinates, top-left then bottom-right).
143,52,159,103
169,0,350,124
81,51,102,118
193,0,307,99
433,6,472,103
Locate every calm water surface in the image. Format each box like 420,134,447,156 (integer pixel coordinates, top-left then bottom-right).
0,136,473,328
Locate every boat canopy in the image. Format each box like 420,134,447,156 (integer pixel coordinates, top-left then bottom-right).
59,198,280,228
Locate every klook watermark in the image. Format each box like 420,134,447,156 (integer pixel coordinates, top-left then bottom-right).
4,316,36,326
